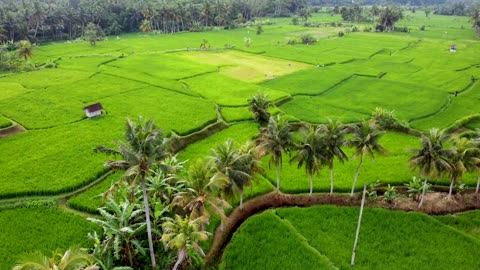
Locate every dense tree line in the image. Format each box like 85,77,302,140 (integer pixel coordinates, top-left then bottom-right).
434,0,479,16
309,0,447,6
0,0,308,43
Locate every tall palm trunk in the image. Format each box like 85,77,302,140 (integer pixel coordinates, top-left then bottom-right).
276,163,281,191
329,163,334,195
476,175,480,194
309,173,313,195
448,176,455,198
351,158,363,197
141,173,156,269
240,190,244,209
220,203,225,232
418,178,428,208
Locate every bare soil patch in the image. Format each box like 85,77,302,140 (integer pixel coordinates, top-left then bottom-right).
0,124,25,139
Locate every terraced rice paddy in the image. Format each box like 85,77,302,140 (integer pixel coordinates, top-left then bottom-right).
1,10,479,269
222,206,480,270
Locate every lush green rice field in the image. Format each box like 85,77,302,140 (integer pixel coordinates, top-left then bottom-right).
0,205,99,269
0,115,12,129
0,11,479,269
223,206,480,270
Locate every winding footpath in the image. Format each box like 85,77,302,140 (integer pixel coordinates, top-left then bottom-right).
206,190,480,266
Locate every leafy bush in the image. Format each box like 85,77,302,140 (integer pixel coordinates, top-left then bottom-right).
367,180,381,200
287,39,297,45
256,24,263,35
363,26,372,32
189,21,204,32
300,34,317,45
338,31,345,37
371,107,400,129
291,15,300,25
455,183,467,194
382,184,400,202
406,177,430,202
394,26,410,33
419,24,426,31
351,25,359,32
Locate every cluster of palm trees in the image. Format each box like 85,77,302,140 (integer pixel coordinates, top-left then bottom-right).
258,115,387,197
409,128,480,207
0,39,34,71
250,92,480,207
0,0,305,43
74,117,260,270
250,92,387,197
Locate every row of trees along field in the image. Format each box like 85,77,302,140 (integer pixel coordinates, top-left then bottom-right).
0,0,309,43
1,0,479,44
11,92,480,270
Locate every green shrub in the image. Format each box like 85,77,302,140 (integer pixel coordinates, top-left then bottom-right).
291,15,300,25
189,21,204,32
256,24,263,35
338,31,345,37
406,177,430,202
300,33,317,45
382,184,400,202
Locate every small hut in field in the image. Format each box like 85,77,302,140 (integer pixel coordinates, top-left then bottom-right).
83,103,104,118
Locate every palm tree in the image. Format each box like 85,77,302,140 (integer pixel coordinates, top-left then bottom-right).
140,19,153,33
258,115,292,192
173,159,230,223
348,121,387,197
409,128,452,208
248,90,272,126
449,137,480,197
236,140,264,207
290,125,326,195
318,119,349,195
209,140,252,209
87,198,146,267
95,117,166,270
473,130,480,194
470,4,480,31
16,40,34,63
12,247,97,270
161,215,210,270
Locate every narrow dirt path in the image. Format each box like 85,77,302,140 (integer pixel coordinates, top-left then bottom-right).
206,191,480,266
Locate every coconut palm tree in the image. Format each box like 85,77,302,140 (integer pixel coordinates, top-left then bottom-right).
258,115,292,191
248,90,272,126
173,159,230,223
318,119,349,195
95,117,167,270
161,215,210,270
449,137,480,197
140,19,153,33
209,140,251,209
290,125,326,195
16,40,34,63
409,128,452,208
87,198,147,267
12,247,97,270
472,131,480,194
348,121,387,197
236,140,264,207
